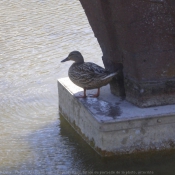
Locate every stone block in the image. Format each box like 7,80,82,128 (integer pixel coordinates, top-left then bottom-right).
58,77,175,156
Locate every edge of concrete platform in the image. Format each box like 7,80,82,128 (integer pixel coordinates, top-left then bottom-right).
58,77,175,156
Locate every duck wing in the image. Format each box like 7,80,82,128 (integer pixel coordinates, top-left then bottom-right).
79,62,109,77
69,62,110,86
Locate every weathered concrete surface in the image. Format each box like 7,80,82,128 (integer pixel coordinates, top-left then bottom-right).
79,0,175,107
58,77,175,156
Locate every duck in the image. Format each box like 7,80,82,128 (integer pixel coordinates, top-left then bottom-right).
61,51,118,98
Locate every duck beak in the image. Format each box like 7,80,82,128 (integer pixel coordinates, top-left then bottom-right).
61,57,69,62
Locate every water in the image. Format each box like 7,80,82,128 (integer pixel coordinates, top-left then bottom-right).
0,0,175,174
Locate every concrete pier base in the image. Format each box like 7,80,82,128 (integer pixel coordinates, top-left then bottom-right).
58,77,175,156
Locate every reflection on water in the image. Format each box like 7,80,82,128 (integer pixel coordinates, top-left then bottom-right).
0,0,101,170
59,115,175,175
0,0,175,174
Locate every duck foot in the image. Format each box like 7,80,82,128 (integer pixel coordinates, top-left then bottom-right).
74,88,87,98
74,88,100,98
88,88,100,98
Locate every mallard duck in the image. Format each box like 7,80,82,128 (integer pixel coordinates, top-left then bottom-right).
61,51,117,98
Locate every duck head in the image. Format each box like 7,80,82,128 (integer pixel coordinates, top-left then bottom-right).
61,51,84,64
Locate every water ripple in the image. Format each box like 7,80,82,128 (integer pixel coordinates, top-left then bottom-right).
0,0,102,171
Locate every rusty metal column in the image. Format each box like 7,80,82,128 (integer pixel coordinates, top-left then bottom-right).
79,0,175,107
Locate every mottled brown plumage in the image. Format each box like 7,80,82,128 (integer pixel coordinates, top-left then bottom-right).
61,51,117,97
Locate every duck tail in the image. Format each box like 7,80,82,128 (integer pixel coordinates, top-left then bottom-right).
101,72,118,80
